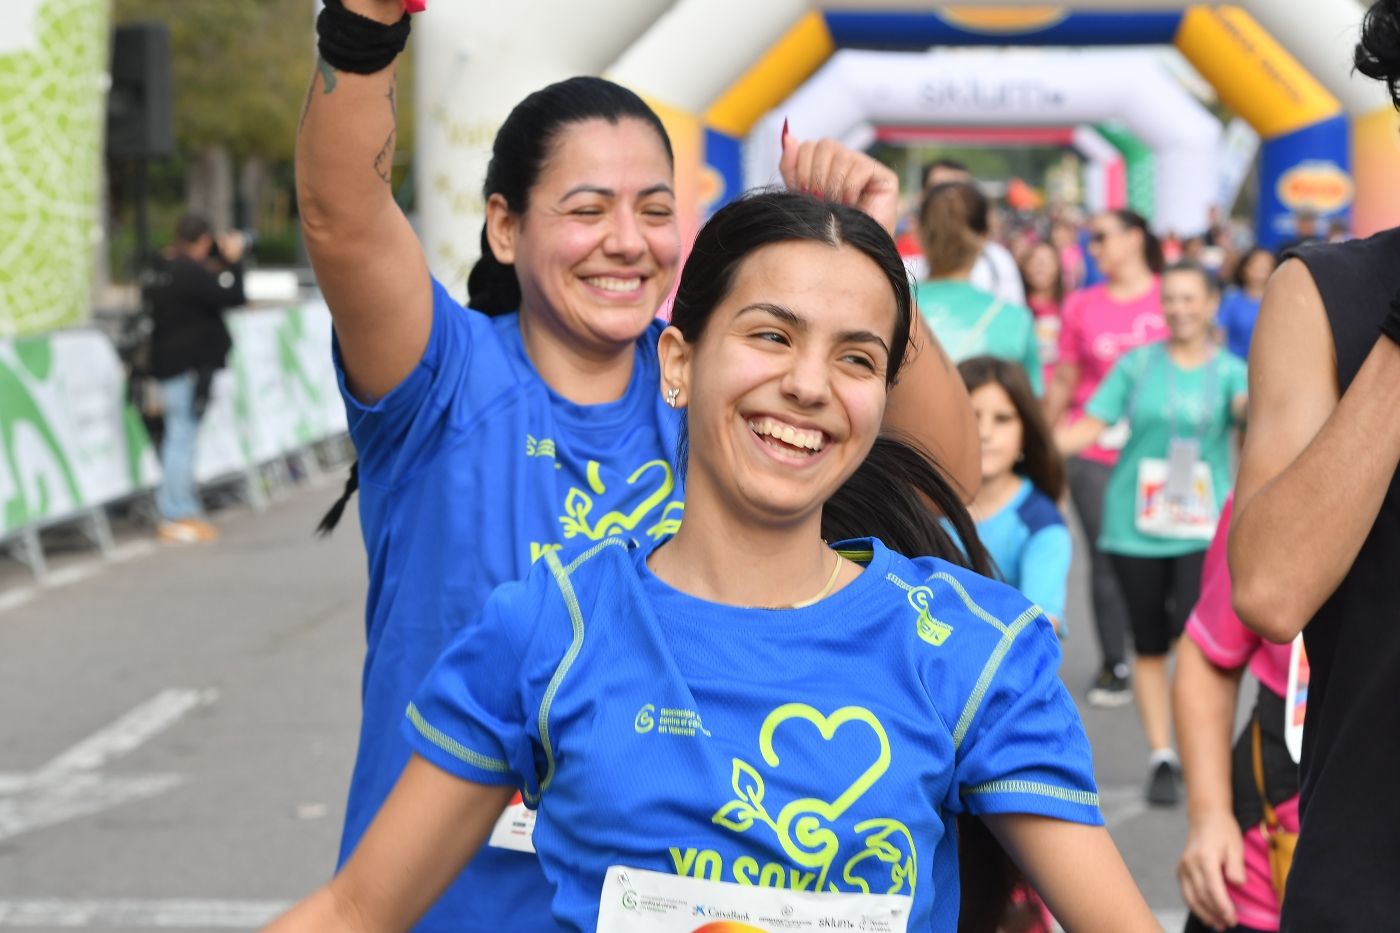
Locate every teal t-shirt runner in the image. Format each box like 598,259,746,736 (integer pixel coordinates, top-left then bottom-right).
1085,342,1247,558
914,279,1043,393
334,278,683,932
404,537,1102,933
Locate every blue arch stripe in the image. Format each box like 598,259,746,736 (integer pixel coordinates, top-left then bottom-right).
822,11,1184,50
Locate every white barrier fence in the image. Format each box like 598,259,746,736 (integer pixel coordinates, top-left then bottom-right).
0,299,346,578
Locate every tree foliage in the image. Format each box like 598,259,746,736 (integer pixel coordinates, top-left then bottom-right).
111,0,414,163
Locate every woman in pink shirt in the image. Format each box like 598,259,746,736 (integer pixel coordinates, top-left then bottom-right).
1175,497,1298,933
1044,209,1167,708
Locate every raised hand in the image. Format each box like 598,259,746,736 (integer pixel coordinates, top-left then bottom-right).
778,124,900,237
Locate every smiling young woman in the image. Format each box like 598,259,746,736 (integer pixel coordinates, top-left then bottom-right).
296,3,981,930
268,191,1157,933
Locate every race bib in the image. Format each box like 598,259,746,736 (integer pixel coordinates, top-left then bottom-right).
596,865,911,933
1135,452,1217,540
487,792,537,853
1285,634,1309,765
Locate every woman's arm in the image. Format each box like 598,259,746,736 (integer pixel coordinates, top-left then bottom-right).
1173,637,1246,931
1054,414,1107,458
295,0,433,403
883,318,981,500
1043,359,1080,426
777,134,979,498
1229,259,1400,641
984,813,1161,932
266,757,514,933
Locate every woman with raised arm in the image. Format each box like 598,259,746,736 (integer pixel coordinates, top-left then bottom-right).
295,3,978,931
268,189,1158,933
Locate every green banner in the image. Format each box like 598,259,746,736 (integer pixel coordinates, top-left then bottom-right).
0,0,109,338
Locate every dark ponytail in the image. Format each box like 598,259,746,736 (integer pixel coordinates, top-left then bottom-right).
465,225,522,316
1110,209,1164,275
1356,0,1400,109
317,76,675,535
820,437,1015,933
465,75,674,316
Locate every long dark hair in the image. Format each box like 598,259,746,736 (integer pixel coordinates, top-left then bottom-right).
676,191,1013,933
821,437,1013,933
1356,0,1400,109
1104,208,1165,276
466,76,674,315
958,356,1066,501
318,77,673,535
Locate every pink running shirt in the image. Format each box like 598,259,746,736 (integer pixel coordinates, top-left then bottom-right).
1056,280,1165,465
1184,496,1298,932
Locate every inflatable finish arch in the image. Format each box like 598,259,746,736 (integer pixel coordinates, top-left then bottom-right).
697,6,1352,245
741,48,1220,235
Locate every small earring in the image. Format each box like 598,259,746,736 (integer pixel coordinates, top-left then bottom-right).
665,387,679,408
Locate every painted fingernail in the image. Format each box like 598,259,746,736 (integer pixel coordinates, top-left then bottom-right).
781,117,790,145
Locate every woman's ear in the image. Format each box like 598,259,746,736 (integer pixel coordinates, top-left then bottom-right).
485,193,517,265
657,325,692,409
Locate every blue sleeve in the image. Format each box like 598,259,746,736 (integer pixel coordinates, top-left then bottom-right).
950,613,1102,826
1017,524,1071,626
401,558,572,803
334,278,514,489
1084,350,1135,424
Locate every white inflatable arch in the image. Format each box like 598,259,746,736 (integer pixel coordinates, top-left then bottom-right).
744,48,1220,235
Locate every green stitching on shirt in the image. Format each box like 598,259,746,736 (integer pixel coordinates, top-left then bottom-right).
951,603,1044,750
927,571,1011,635
539,546,604,794
405,702,511,773
962,779,1100,808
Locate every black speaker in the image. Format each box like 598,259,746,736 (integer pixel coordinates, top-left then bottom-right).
107,22,174,158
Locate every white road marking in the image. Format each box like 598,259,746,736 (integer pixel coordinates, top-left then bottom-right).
0,539,160,618
0,899,290,928
0,689,215,842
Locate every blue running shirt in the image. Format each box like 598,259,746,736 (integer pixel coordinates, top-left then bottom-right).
405,537,1102,933
975,477,1072,625
336,279,683,932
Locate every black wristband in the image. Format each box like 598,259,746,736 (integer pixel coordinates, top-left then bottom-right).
317,0,411,75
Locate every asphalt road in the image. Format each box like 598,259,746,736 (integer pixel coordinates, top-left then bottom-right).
0,479,1195,931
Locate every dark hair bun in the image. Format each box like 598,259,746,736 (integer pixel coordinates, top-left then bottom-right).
1355,0,1400,108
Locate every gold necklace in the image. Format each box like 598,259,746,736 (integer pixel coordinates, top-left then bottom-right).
785,552,845,610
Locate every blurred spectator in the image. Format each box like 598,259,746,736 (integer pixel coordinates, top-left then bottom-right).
1045,209,1167,709
960,355,1070,632
1175,496,1298,933
1020,240,1066,390
1050,213,1087,291
906,158,1028,306
915,182,1042,391
145,213,245,544
1276,211,1322,256
1217,247,1277,361
1057,262,1248,806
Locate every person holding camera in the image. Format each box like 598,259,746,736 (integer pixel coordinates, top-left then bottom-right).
144,213,246,544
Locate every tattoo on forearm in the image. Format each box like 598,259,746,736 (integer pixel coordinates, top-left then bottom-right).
373,81,398,184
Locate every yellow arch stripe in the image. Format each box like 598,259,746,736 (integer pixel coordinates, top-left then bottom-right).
1175,5,1340,139
704,11,836,137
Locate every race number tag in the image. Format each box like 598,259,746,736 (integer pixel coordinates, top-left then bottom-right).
1135,455,1217,540
487,792,537,853
596,865,911,933
1284,634,1309,764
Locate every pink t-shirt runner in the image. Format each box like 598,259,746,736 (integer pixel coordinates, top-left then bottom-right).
1056,279,1166,465
1184,496,1298,932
